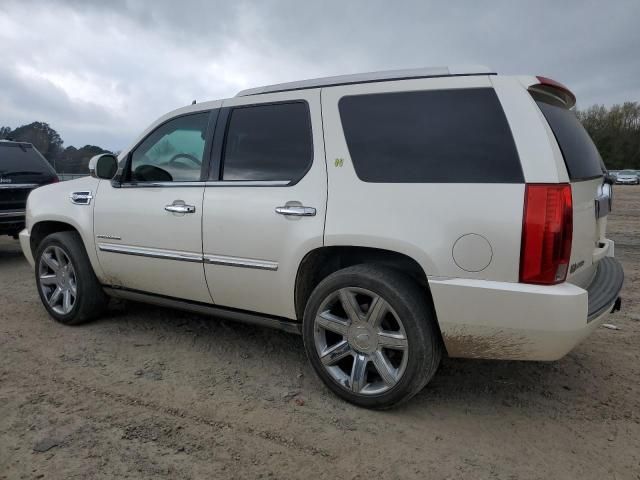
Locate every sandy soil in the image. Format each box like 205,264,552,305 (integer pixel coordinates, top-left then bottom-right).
1,186,639,480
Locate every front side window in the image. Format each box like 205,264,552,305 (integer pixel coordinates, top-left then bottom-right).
129,112,210,182
222,102,312,182
339,88,523,183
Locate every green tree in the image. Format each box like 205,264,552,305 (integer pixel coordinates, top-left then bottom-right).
577,102,640,170
57,145,112,174
0,126,10,139
6,122,64,165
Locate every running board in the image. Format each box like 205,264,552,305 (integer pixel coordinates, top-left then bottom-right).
103,287,302,335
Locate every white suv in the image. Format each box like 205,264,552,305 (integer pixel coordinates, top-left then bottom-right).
19,66,624,408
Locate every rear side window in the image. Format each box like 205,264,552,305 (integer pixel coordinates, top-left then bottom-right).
532,92,604,180
338,88,523,183
222,102,312,182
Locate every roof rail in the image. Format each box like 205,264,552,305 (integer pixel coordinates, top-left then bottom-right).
236,65,495,97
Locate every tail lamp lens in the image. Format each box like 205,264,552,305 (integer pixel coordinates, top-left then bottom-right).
519,184,573,285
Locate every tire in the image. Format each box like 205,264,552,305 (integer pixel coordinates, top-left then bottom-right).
34,231,108,325
302,264,442,409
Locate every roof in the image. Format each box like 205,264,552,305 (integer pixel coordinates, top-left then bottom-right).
0,140,34,149
236,65,495,97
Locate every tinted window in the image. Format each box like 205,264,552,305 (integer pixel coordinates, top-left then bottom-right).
0,143,56,176
222,102,312,182
339,88,523,183
130,112,210,182
533,93,603,180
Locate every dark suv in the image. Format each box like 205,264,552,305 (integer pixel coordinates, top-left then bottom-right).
0,141,58,237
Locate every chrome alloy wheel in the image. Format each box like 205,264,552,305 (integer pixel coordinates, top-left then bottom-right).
313,287,409,395
38,246,77,315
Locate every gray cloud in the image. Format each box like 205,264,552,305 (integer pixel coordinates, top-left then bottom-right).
1,0,638,150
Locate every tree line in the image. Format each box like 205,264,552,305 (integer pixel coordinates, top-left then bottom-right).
577,102,640,170
2,102,639,173
0,122,111,174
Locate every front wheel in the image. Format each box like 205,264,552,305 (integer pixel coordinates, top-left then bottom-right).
35,231,108,325
302,265,442,409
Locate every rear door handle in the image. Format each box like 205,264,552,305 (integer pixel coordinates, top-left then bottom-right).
165,200,196,214
275,205,316,216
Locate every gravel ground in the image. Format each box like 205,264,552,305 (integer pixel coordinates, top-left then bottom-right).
1,186,639,480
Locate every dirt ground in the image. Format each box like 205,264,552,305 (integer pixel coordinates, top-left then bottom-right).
1,187,639,480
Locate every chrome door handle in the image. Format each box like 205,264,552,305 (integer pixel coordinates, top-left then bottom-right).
165,201,196,214
275,206,316,216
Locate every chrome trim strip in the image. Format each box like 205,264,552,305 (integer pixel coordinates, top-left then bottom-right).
117,180,290,188
0,183,39,189
205,180,290,187
0,210,25,217
203,254,278,271
118,181,206,188
97,242,203,263
97,242,278,270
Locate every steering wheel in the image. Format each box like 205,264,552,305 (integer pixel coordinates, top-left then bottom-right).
168,153,201,167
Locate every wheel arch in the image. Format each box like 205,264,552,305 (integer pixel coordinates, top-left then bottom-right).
29,219,106,282
30,220,79,256
294,245,439,329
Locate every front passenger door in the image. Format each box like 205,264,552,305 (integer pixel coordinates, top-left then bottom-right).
94,110,216,303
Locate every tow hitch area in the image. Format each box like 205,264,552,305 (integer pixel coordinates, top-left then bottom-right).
611,297,622,314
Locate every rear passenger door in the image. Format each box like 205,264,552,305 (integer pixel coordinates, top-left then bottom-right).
202,90,326,319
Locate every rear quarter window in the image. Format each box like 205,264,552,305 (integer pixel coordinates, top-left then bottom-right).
338,88,523,183
531,91,604,181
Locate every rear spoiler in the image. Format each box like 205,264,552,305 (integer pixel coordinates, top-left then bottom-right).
528,76,576,109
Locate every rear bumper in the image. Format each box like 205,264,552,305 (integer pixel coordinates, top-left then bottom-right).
430,257,624,361
586,257,624,321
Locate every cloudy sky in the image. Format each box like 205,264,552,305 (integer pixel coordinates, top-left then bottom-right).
1,0,638,151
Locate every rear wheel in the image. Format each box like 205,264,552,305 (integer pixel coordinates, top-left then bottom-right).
303,265,442,408
35,231,108,325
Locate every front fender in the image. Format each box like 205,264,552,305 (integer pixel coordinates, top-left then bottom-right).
26,177,106,282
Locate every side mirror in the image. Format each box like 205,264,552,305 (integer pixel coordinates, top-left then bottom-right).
89,153,118,180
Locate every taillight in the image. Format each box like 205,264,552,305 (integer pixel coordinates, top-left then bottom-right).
519,184,573,285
